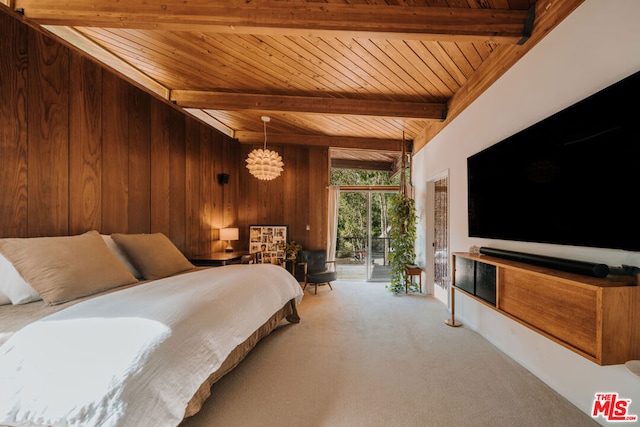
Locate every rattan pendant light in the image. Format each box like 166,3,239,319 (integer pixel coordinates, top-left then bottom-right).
245,116,284,181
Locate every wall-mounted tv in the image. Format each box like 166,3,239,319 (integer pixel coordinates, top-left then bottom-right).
467,70,640,252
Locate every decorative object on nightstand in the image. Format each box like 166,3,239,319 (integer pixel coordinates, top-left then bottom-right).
283,241,302,276
220,228,239,252
284,241,302,261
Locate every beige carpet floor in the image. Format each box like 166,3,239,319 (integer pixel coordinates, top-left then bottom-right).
181,280,598,427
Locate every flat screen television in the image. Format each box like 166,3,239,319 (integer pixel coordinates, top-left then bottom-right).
467,69,640,252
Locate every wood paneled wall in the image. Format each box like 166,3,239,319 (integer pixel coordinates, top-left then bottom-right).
238,143,329,251
0,10,328,255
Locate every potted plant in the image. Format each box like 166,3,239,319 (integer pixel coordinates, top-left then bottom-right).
284,241,302,261
282,241,302,276
387,192,417,294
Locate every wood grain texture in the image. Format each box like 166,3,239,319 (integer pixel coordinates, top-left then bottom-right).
126,87,151,233
221,132,239,230
17,1,530,41
4,0,588,170
184,119,202,256
282,144,307,247
167,111,187,252
69,52,102,235
197,125,215,255
499,268,598,357
237,143,326,252
0,12,28,238
600,288,640,365
27,30,69,237
307,146,329,250
1,12,329,260
414,0,585,153
454,253,640,365
101,72,130,234
150,101,172,236
45,0,545,151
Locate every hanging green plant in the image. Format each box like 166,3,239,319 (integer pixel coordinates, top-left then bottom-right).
387,192,418,294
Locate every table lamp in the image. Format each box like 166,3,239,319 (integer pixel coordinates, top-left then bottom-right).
220,228,239,252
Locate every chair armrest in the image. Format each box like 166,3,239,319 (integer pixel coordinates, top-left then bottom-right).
297,262,308,275
326,260,336,271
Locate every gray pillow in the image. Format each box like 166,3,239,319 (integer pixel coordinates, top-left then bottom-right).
0,230,138,305
111,232,195,280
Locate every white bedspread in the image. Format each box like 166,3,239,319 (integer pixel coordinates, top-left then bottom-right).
0,264,303,427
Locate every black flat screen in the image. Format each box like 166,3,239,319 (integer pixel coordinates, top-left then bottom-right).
467,70,640,252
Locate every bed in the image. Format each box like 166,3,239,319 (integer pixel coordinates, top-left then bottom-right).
0,231,303,427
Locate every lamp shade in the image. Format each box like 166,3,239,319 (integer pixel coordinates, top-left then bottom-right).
245,148,284,180
246,115,283,181
220,228,239,241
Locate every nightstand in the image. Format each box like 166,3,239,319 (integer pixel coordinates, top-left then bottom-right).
189,251,250,267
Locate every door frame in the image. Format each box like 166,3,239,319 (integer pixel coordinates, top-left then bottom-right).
425,170,450,298
335,187,399,282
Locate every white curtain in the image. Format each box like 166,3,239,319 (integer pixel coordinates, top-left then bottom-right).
327,185,340,262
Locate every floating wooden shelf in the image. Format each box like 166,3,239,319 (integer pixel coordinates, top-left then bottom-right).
452,252,640,366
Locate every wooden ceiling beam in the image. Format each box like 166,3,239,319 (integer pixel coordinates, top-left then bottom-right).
14,1,531,43
331,159,395,172
183,108,235,138
171,90,446,120
235,131,406,152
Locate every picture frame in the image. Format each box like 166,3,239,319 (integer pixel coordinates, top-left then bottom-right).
249,225,288,264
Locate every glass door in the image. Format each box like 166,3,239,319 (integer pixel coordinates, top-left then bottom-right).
367,192,394,281
335,190,396,282
335,191,368,281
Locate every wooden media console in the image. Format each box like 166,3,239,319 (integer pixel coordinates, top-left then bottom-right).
452,252,640,366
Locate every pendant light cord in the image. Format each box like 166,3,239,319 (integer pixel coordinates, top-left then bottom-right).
263,119,267,150
262,116,270,150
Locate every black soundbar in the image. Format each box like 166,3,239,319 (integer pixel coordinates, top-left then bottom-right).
478,247,610,278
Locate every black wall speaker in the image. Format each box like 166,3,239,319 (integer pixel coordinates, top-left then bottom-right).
218,173,230,185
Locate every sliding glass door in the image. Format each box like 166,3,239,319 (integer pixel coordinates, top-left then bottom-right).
335,190,396,281
367,191,394,282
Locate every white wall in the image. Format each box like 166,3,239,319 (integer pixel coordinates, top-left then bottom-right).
413,0,640,423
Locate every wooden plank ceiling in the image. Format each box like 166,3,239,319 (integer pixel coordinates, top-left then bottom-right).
3,0,584,171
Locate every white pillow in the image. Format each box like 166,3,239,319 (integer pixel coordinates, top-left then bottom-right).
0,253,41,305
101,235,143,279
0,290,11,306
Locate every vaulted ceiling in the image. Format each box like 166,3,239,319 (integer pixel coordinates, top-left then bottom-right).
2,0,584,172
